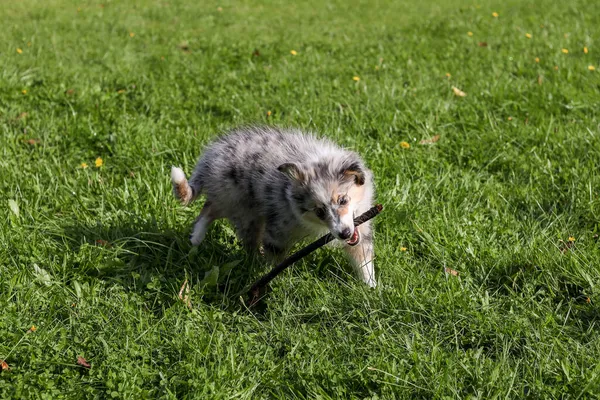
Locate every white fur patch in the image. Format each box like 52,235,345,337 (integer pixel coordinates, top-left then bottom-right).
363,260,377,288
171,166,186,184
190,216,209,246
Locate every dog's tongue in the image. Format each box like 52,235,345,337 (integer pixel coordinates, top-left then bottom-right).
346,228,360,246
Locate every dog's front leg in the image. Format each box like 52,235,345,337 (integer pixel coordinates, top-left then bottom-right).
344,222,376,287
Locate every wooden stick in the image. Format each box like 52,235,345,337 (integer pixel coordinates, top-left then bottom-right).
247,204,383,305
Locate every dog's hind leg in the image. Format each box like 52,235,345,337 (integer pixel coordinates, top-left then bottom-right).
190,201,218,246
344,222,376,288
262,227,289,263
233,217,265,253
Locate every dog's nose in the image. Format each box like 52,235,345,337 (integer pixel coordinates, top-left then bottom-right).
339,228,353,240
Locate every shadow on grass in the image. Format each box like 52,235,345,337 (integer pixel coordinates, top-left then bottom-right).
407,233,598,335
54,214,349,317
55,215,274,314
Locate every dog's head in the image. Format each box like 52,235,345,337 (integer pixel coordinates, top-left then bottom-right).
278,154,369,246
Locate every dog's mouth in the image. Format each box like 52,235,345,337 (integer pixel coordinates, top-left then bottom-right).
346,228,360,246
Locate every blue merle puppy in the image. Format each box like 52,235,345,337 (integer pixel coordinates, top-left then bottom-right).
171,126,377,287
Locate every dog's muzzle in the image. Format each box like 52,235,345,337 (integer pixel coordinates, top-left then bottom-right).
346,227,360,246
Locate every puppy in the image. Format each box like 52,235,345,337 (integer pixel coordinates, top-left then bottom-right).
171,126,377,287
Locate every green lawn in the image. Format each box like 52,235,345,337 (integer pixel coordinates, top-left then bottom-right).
2,0,600,398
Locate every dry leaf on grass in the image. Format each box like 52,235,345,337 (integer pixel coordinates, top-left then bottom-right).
559,239,575,253
178,279,192,310
419,135,440,145
478,42,488,47
444,267,459,276
1,360,9,371
95,239,111,247
76,356,91,369
452,87,467,97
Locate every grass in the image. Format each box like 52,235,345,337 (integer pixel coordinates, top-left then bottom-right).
1,0,600,397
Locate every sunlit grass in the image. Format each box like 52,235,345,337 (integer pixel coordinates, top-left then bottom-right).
1,0,599,397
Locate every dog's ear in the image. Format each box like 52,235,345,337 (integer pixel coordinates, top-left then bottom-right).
278,163,306,183
341,162,365,186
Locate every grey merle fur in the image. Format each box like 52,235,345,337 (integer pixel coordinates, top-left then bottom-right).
171,126,377,287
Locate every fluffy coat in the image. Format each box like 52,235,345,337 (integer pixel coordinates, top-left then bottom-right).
171,126,377,287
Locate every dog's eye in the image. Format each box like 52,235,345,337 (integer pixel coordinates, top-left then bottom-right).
338,195,349,206
315,207,326,219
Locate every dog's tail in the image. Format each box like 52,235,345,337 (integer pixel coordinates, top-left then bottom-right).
170,166,197,206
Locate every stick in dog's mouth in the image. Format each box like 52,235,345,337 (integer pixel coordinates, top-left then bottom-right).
346,227,360,246
247,204,383,307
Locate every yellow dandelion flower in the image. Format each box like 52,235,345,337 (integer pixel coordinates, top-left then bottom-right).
589,65,596,71
28,326,37,332
568,236,575,242
561,48,569,54
16,48,23,54
525,33,532,39
95,157,103,168
352,76,360,81
467,31,473,37
584,47,588,54
508,117,513,121
492,12,499,17
21,89,28,95
129,32,135,37
554,66,559,70
266,110,272,116
400,141,410,149
81,162,88,169
290,50,297,56
535,57,540,63
445,73,451,78
400,247,407,252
